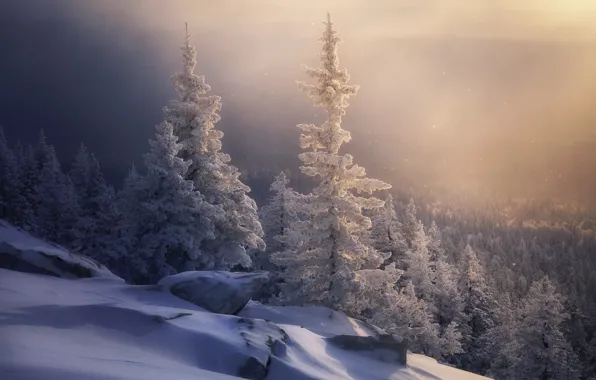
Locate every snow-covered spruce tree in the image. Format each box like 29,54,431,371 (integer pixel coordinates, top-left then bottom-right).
456,243,496,372
33,131,80,246
254,172,300,301
257,172,298,269
427,221,464,327
164,24,264,269
271,14,392,316
116,165,146,280
440,321,464,357
0,126,26,224
402,198,421,248
118,122,219,284
368,193,407,268
70,144,123,266
370,276,442,357
16,143,39,230
505,277,580,380
403,220,435,304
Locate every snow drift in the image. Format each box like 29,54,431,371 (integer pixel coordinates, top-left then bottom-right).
0,220,119,280
0,221,491,380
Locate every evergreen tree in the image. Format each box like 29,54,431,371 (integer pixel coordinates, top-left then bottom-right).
402,198,421,248
70,144,122,265
457,244,495,372
17,143,39,231
258,172,298,268
427,221,464,327
440,321,464,357
404,220,435,303
271,14,392,316
506,277,580,380
0,127,25,223
427,221,444,265
370,278,442,357
368,193,407,268
434,254,464,327
118,122,220,284
254,172,300,301
164,24,264,269
32,132,79,246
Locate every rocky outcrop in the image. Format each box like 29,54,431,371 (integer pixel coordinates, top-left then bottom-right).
158,271,270,315
236,317,289,380
327,334,408,365
0,220,120,280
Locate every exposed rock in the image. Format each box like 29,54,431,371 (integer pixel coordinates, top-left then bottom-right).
238,356,269,380
236,317,289,379
158,271,270,315
327,334,408,365
0,220,120,280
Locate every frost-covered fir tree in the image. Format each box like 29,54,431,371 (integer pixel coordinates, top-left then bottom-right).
257,172,299,270
370,278,442,357
0,126,26,223
368,193,407,268
118,122,219,284
33,132,80,246
164,24,264,269
254,172,300,301
70,144,122,265
271,14,392,316
505,277,580,380
428,221,464,327
457,244,496,372
440,321,464,357
402,198,421,248
404,220,435,303
16,143,39,230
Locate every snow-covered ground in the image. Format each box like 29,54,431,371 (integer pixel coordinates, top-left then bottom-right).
0,222,490,380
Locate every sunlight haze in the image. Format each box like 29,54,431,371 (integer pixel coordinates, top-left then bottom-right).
26,1,596,203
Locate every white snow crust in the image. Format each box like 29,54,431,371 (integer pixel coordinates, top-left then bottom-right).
0,222,490,380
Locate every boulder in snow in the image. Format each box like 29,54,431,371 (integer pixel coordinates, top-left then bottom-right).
158,271,270,315
327,334,408,365
0,220,120,280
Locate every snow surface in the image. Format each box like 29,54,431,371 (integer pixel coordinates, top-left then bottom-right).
0,220,119,280
0,268,490,380
0,222,491,379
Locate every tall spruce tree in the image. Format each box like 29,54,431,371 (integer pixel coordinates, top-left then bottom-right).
457,244,496,372
404,221,435,304
0,126,23,223
164,24,264,269
118,122,219,284
428,221,464,327
70,144,122,265
271,14,392,316
17,143,39,231
257,171,298,271
33,131,79,246
255,171,300,301
368,193,407,268
506,277,580,380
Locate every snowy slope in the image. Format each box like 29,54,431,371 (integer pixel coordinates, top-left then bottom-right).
0,222,491,380
0,220,118,280
0,268,490,380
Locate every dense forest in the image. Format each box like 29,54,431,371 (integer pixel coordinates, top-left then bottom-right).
1,16,595,380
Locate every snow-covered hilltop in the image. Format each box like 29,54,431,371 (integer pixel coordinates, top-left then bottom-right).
0,220,489,380
1,11,588,380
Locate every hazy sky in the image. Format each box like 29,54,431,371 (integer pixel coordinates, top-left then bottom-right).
1,0,595,204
